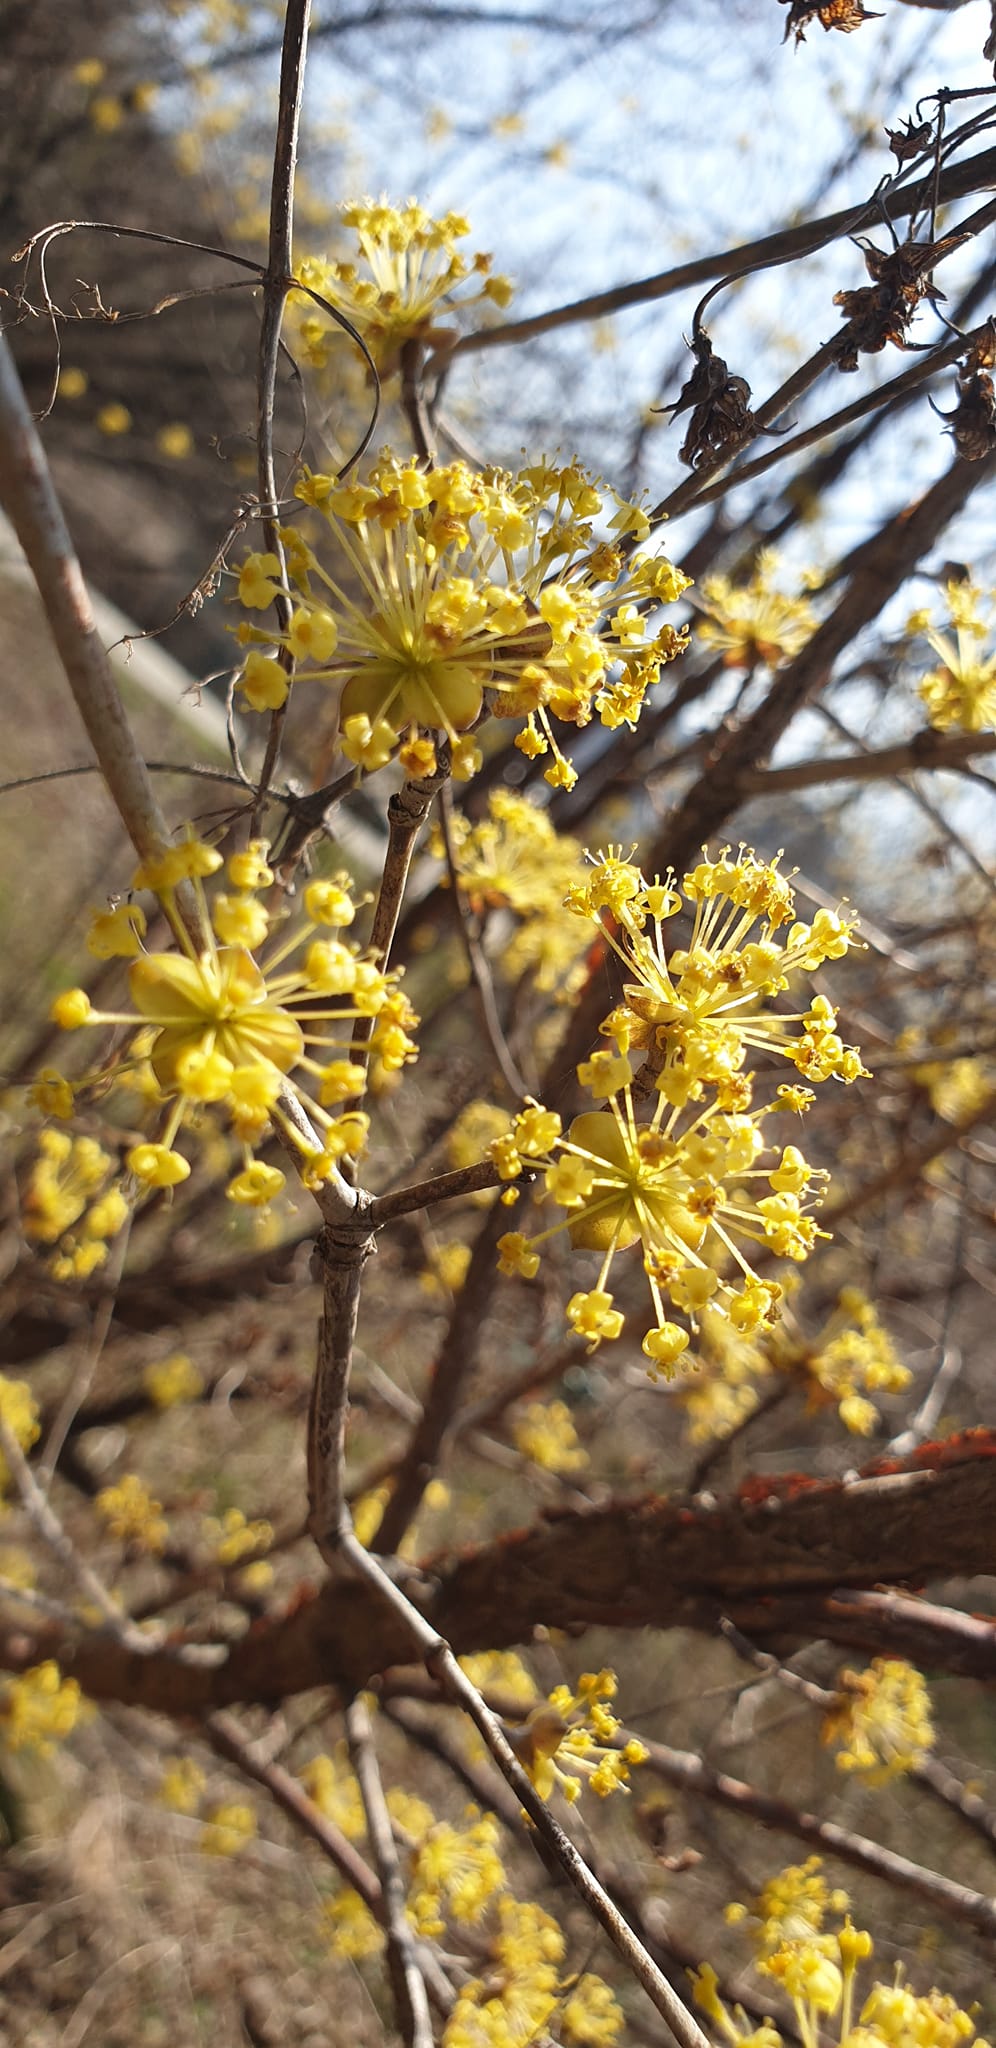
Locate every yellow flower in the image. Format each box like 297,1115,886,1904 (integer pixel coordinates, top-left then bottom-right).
156,422,193,459
821,1658,934,1781
696,548,818,668
291,200,513,374
96,1473,168,1553
159,1757,206,1814
199,1802,257,1856
96,400,131,434
203,1506,273,1567
407,1809,505,1938
0,1662,83,1755
913,579,996,731
0,1377,40,1496
513,1400,588,1473
506,1669,646,1803
144,1352,204,1409
251,453,687,790
47,836,415,1193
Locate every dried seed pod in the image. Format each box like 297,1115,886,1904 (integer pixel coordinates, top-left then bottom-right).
780,0,882,46
936,319,996,461
660,329,757,472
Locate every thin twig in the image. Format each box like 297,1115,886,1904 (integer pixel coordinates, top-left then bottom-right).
368,1159,505,1228
346,1694,436,2048
437,787,528,1101
37,1214,133,1487
637,1730,996,1940
0,328,177,885
249,0,312,826
337,1528,712,2048
308,1221,377,1561
0,1418,161,1654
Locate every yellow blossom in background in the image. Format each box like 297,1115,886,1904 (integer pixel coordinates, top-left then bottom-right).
0,1376,41,1497
1,1662,83,1755
144,1351,204,1409
23,1130,122,1280
822,1658,934,1781
807,1289,910,1434
58,366,88,398
560,1974,625,2045
159,1757,207,1814
696,548,818,668
447,1100,513,1201
156,422,194,459
47,834,411,1196
442,1898,563,2048
459,1649,538,1705
407,1808,506,1937
291,199,513,374
203,1506,272,1567
89,94,125,132
199,1802,257,1855
243,453,688,790
96,401,131,434
319,1888,384,1959
435,788,592,997
73,58,106,85
96,1473,168,1553
301,1748,367,1839
911,578,996,731
513,1399,588,1473
506,1668,647,1803
916,1053,994,1125
419,1240,472,1295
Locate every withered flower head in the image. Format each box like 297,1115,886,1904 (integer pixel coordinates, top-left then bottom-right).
661,328,756,473
780,1,882,47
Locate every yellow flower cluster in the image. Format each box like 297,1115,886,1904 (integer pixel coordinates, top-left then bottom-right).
492,849,865,1365
292,199,513,373
435,788,592,996
203,1505,273,1567
696,548,818,669
908,578,996,732
679,1289,908,1444
143,1351,204,1409
821,1658,934,1782
0,1376,40,1498
407,1808,506,1938
506,1668,647,1803
159,1756,207,1815
23,1128,129,1281
807,1288,910,1435
238,453,689,789
96,1473,169,1554
698,1859,988,2048
513,1399,588,1473
47,835,416,1200
199,1801,258,1856
0,1660,84,1756
444,1898,622,2048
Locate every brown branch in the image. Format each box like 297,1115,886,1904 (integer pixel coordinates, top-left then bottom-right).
738,726,996,795
0,328,173,875
440,143,996,364
346,1693,436,2048
308,1220,377,1561
7,1433,996,1713
367,1159,505,1228
637,1735,996,1940
249,0,311,825
337,1531,712,2048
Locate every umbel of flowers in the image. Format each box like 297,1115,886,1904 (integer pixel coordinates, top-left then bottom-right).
42,834,417,1258
492,847,866,1372
236,451,690,790
291,199,515,374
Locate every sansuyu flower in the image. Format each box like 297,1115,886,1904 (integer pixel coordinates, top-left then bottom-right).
45,833,417,1209
236,452,690,790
